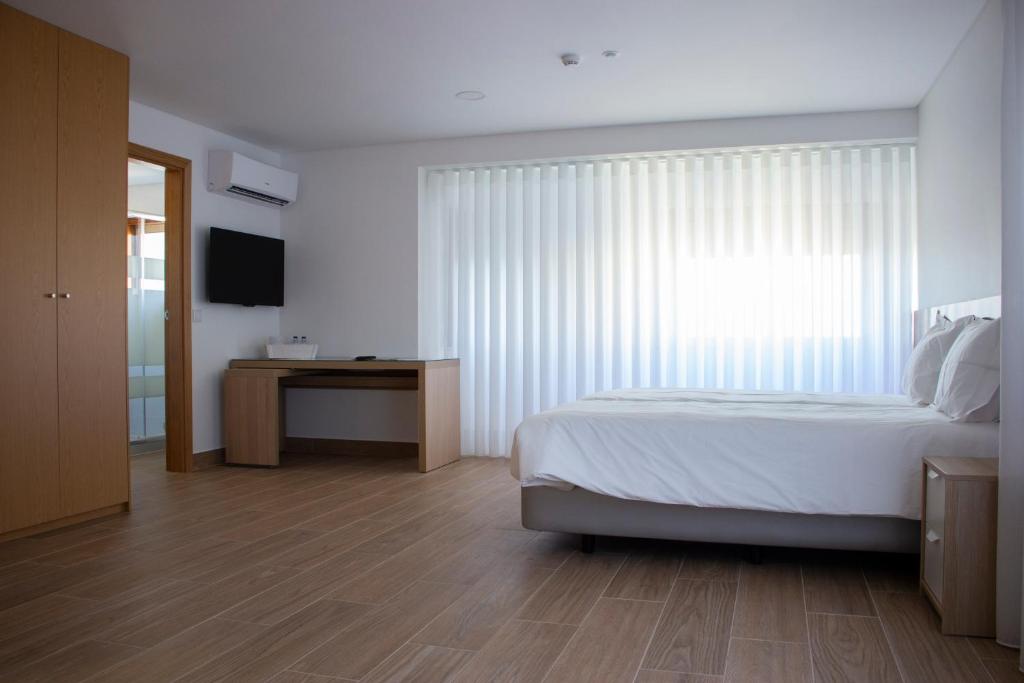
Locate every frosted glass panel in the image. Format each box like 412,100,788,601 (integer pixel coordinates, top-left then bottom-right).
127,173,166,443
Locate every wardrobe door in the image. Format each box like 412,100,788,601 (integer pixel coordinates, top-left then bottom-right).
56,30,130,516
0,5,60,533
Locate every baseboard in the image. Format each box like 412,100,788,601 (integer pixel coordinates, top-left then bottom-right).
192,447,225,470
283,437,418,459
0,502,129,544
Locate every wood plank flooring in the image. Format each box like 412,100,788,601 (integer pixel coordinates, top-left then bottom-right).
0,451,1019,683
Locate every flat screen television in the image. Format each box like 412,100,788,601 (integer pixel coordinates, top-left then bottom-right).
207,227,284,306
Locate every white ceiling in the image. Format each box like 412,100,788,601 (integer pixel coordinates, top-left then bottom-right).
11,0,985,152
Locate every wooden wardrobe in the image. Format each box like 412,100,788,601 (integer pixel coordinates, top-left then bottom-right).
0,3,130,538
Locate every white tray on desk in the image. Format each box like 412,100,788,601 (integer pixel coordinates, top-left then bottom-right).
266,343,318,360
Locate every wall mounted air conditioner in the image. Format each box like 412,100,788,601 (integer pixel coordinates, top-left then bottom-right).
207,150,298,208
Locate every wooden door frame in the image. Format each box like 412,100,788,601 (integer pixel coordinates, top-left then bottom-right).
128,142,193,473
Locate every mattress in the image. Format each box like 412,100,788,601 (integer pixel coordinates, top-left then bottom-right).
510,389,999,519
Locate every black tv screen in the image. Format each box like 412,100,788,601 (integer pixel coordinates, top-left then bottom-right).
207,227,284,307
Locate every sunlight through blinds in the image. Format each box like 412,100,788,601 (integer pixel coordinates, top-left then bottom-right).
420,142,917,456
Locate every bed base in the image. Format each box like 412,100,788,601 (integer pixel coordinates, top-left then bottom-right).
522,486,919,554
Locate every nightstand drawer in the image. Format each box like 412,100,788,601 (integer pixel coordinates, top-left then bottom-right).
922,466,945,600
925,466,945,529
922,524,943,601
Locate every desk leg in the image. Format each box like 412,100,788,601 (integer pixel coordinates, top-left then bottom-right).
224,369,283,466
418,364,461,472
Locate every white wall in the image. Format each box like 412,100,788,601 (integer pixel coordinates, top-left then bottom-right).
129,101,283,454
917,0,1003,312
999,0,1022,654
921,0,1016,649
280,109,917,442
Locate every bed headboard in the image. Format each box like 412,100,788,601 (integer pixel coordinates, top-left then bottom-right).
913,295,1002,345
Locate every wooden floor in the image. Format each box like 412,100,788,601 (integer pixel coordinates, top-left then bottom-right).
0,452,1019,683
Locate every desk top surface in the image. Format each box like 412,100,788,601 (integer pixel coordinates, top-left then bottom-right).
229,357,458,371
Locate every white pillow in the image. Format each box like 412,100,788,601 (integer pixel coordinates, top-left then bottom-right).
933,318,1001,422
902,315,974,405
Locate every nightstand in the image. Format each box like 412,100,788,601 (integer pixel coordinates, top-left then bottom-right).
920,456,998,637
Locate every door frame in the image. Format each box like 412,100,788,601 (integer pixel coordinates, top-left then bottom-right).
128,142,193,473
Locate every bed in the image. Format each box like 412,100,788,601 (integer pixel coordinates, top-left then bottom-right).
512,298,1002,554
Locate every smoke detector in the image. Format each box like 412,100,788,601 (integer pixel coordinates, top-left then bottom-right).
560,53,580,67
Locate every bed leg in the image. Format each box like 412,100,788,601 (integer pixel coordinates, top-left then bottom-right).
580,534,596,554
746,546,763,565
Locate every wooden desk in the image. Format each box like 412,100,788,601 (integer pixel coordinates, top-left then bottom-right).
224,358,460,472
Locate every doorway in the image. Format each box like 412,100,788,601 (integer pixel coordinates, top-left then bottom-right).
127,143,193,472
127,159,165,452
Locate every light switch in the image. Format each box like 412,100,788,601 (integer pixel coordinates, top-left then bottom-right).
192,308,203,323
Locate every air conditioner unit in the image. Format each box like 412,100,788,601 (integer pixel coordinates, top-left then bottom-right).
207,150,298,208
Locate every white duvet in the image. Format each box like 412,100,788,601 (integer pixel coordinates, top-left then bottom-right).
510,389,998,519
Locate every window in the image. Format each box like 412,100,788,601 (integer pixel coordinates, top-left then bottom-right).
420,142,917,456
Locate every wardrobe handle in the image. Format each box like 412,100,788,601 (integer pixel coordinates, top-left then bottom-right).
44,292,57,299
58,293,71,299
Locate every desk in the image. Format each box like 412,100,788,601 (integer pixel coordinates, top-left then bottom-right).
224,358,460,472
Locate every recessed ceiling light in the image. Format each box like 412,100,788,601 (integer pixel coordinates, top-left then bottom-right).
602,49,619,59
455,90,486,101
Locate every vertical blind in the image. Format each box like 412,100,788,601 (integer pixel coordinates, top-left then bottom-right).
420,142,917,457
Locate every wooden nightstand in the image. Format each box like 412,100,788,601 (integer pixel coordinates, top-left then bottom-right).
920,456,998,637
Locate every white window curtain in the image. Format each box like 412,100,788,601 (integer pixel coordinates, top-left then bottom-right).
420,142,917,457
